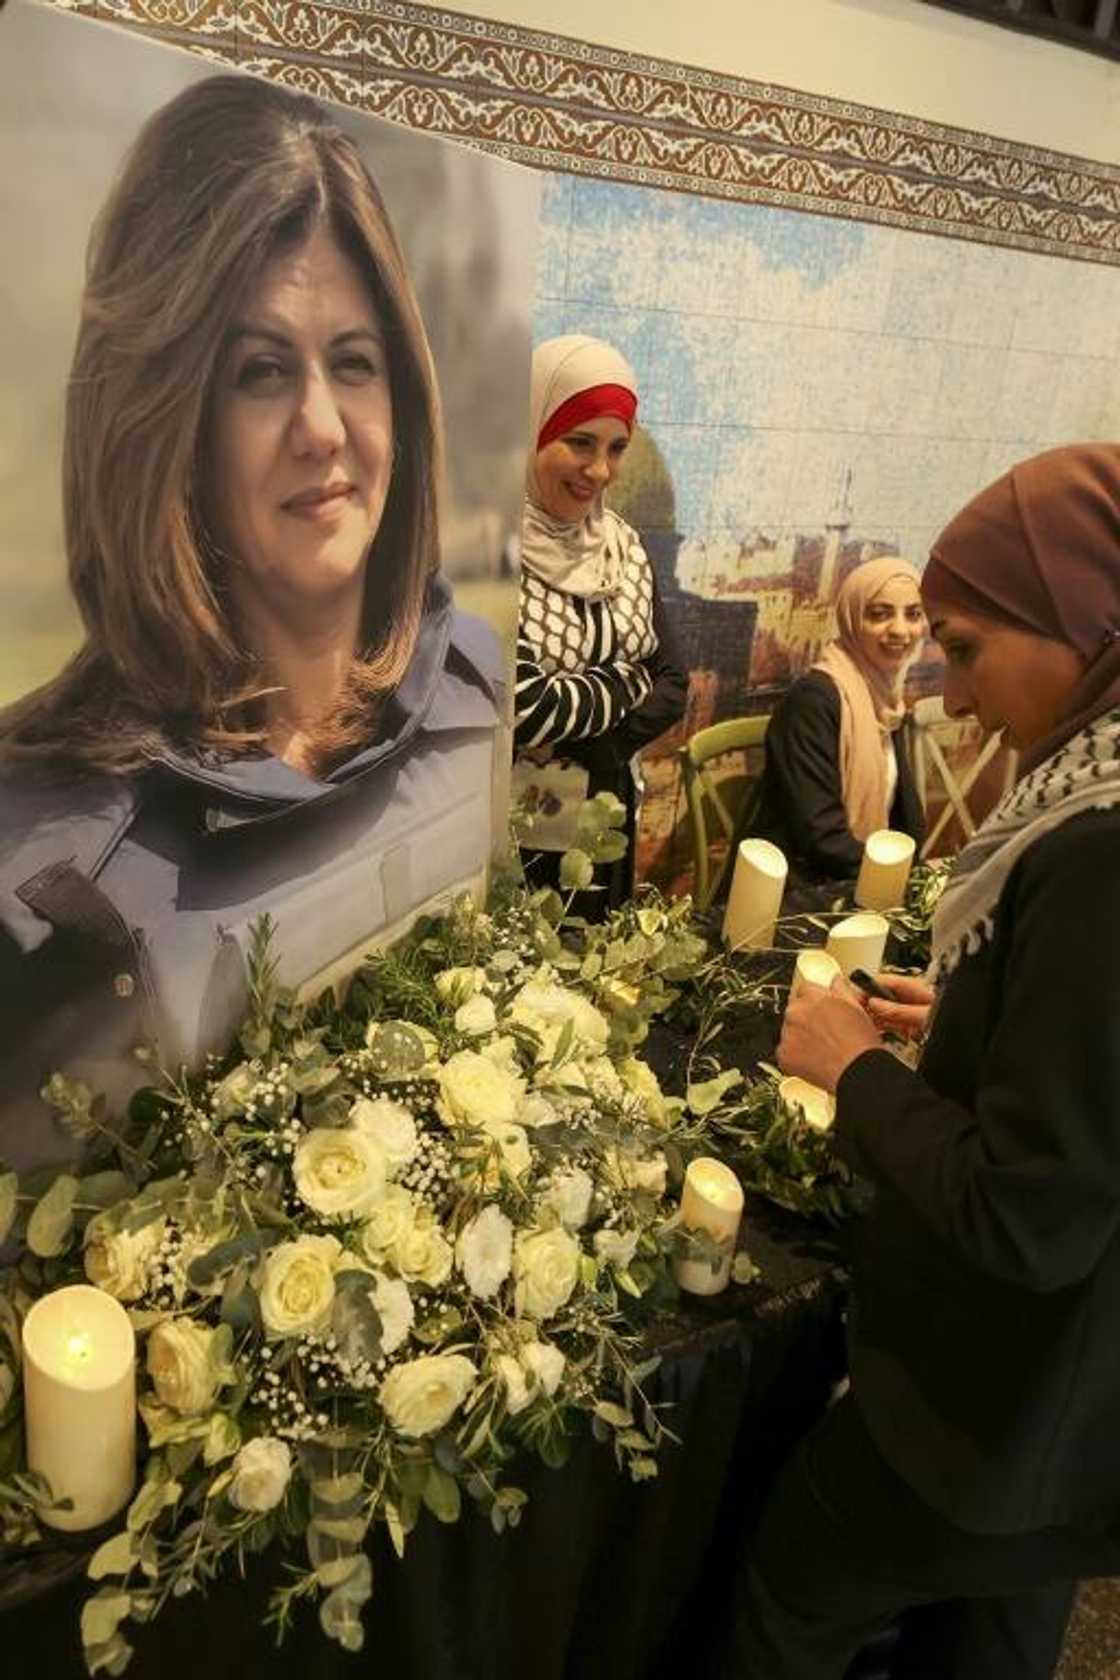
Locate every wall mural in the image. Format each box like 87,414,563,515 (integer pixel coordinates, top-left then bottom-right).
533,174,1120,888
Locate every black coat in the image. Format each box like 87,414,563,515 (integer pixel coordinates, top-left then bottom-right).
835,806,1120,1534
732,671,923,887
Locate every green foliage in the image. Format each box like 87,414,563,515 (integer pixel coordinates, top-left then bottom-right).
887,859,951,970
706,1071,869,1225
1,880,727,1673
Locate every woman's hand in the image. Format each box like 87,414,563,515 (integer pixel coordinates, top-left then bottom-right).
865,973,934,1041
777,978,885,1094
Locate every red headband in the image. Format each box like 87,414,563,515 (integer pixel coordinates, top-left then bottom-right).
537,383,637,451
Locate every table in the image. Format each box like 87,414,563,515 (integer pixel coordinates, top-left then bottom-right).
1,1193,846,1679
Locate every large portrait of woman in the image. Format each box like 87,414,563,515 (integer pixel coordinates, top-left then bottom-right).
0,1,538,1170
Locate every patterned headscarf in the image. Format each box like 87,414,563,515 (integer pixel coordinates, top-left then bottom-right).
521,336,638,600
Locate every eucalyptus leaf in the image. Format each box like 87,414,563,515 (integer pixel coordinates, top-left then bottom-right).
312,1471,365,1505
383,1497,407,1559
558,849,594,891
686,1068,744,1116
593,1401,633,1430
319,1578,369,1652
88,1531,135,1581
187,1231,276,1289
77,1171,132,1214
80,1589,132,1649
0,1173,18,1248
27,1174,79,1258
331,1275,383,1366
312,1513,368,1544
421,1463,461,1525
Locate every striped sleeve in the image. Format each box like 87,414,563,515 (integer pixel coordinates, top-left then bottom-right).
514,630,652,749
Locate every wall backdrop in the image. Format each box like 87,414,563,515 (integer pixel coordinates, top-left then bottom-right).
27,0,1120,891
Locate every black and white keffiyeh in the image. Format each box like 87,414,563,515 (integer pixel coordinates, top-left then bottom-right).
929,708,1120,984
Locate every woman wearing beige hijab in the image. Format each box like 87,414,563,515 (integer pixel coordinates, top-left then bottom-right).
727,555,926,886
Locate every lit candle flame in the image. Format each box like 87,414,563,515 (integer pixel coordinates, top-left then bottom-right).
64,1331,93,1364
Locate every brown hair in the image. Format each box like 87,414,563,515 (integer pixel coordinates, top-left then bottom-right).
0,73,442,771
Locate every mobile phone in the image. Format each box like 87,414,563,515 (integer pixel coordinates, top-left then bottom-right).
849,968,896,1002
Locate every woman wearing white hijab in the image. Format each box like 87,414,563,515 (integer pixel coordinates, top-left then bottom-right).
514,335,687,911
725,555,926,889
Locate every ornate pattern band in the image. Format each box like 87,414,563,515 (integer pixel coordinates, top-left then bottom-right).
50,0,1120,264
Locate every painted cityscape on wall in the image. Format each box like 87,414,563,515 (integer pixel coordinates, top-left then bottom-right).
534,174,1120,891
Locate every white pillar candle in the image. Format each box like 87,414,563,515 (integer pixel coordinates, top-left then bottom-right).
855,829,916,912
787,948,842,1011
22,1284,136,1532
674,1156,744,1296
722,839,788,952
778,1076,836,1133
825,911,889,979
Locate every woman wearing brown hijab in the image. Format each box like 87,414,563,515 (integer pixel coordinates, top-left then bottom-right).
728,444,1120,1679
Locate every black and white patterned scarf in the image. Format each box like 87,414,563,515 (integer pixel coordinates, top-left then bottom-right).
929,708,1120,984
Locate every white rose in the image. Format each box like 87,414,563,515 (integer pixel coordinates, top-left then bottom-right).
619,1057,671,1127
606,1148,669,1199
479,1035,522,1076
594,1228,639,1269
349,1098,418,1173
212,1062,258,1120
456,1205,513,1300
522,1339,565,1399
495,1352,531,1416
380,1353,476,1438
480,1118,531,1184
517,1092,559,1130
146,1318,224,1415
392,1208,453,1288
455,994,498,1037
358,1183,416,1260
371,1272,414,1356
84,1216,165,1303
434,966,487,1006
438,1050,524,1131
546,1168,593,1231
229,1437,292,1513
257,1235,341,1338
584,1057,624,1101
293,1127,386,1221
513,1228,580,1321
509,982,609,1056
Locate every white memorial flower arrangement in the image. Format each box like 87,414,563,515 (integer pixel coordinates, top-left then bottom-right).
0,874,718,1675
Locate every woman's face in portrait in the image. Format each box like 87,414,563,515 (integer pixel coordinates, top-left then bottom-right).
206,223,394,621
928,606,1086,751
534,416,630,523
857,577,926,677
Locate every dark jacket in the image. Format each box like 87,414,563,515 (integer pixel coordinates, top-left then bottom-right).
836,806,1120,1534
0,578,502,1173
734,670,923,886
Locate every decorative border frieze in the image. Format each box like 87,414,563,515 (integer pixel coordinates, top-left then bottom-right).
43,0,1120,264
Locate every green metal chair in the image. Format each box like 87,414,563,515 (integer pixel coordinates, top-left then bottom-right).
680,714,770,911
